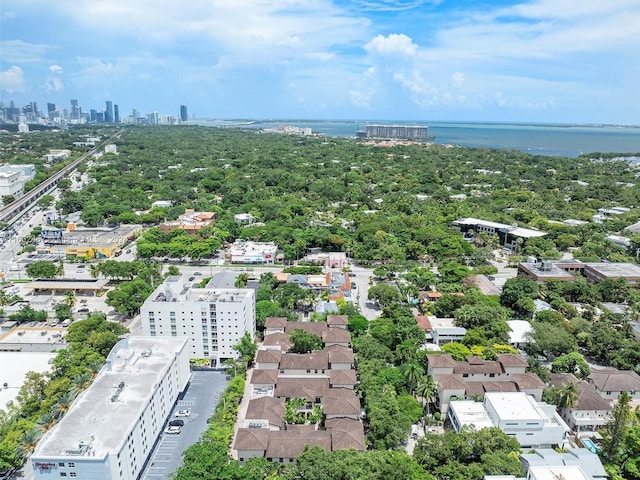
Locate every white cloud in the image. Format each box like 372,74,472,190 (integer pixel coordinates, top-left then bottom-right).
45,64,64,93
451,72,464,88
0,39,54,63
49,64,63,74
349,66,378,108
365,34,417,56
353,0,440,11
0,66,26,93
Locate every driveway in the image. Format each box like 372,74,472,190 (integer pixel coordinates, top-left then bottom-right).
141,370,228,479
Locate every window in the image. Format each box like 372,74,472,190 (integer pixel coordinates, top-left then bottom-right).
70,474,77,478
68,463,75,468
60,474,67,477
58,462,65,467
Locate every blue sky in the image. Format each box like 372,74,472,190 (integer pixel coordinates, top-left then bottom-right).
1,0,639,123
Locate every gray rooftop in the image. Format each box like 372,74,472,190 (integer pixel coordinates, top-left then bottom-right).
34,337,187,460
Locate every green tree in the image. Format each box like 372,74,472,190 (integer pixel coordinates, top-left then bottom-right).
25,261,59,278
556,381,580,410
105,278,154,316
601,391,634,464
233,332,257,365
551,352,590,379
289,329,323,353
368,283,402,307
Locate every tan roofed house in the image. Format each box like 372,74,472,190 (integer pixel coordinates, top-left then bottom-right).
326,345,354,369
322,327,351,347
279,352,329,374
329,369,357,389
262,332,293,352
324,390,361,419
264,317,288,333
326,418,366,451
327,315,348,329
245,396,285,430
255,349,282,369
588,368,640,401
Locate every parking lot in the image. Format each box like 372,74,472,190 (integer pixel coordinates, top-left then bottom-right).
141,370,228,479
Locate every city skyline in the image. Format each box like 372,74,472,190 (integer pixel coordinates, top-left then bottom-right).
1,1,639,124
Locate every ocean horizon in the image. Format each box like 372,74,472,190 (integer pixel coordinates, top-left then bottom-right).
192,119,640,158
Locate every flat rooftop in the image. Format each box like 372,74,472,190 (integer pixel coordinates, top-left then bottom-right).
25,278,109,291
0,352,56,411
186,287,253,303
0,327,67,345
34,337,187,459
528,465,590,480
485,392,542,421
518,262,575,279
586,262,640,278
449,400,495,430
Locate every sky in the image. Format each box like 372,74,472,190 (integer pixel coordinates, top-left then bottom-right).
1,0,639,124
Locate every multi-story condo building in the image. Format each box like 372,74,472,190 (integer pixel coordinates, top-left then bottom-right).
31,336,190,480
365,124,429,140
140,275,255,366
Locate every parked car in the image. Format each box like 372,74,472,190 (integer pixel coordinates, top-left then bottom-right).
169,419,185,427
77,307,90,313
175,409,191,417
165,426,181,435
194,272,202,276
188,276,195,281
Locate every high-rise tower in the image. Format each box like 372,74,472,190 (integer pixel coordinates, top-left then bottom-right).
105,100,114,123
180,104,188,122
113,104,120,123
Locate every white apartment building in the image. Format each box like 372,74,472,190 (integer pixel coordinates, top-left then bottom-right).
140,276,255,366
226,239,278,264
31,336,190,480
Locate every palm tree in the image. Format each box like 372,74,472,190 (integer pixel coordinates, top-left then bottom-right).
37,411,57,433
88,263,101,279
416,375,438,416
401,362,424,396
15,427,42,461
70,372,92,396
0,289,10,307
52,391,78,419
557,381,580,410
87,360,103,378
64,290,77,309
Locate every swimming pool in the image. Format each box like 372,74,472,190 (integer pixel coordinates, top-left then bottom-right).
582,438,599,454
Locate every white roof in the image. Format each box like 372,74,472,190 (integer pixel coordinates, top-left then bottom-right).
528,465,590,480
485,392,542,421
0,352,56,411
454,218,547,238
506,320,532,344
34,337,187,459
449,400,495,430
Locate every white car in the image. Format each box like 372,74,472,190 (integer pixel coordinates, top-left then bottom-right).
165,426,181,435
175,409,191,417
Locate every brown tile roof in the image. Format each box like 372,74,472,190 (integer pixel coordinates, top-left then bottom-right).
482,381,518,393
245,396,285,426
326,345,355,365
511,373,546,390
265,429,331,459
327,315,348,326
324,390,361,416
329,369,357,387
234,428,270,451
264,317,288,329
262,332,293,351
274,272,289,282
415,315,433,332
279,351,329,370
274,377,329,401
497,354,529,368
255,349,282,365
326,418,366,451
284,322,327,336
250,369,279,385
550,374,612,412
589,368,640,393
453,358,503,375
426,354,457,369
434,373,467,390
323,328,351,344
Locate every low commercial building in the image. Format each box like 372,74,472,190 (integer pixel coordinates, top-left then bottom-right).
452,217,547,251
140,275,255,366
31,336,190,480
449,392,568,448
159,209,215,235
0,351,57,411
226,239,278,264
